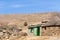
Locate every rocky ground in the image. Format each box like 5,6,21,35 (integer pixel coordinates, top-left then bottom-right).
0,25,27,40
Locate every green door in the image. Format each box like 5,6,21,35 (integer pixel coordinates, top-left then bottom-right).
36,26,40,36
30,28,34,33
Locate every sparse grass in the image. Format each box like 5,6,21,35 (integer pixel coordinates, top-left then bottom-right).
0,12,60,40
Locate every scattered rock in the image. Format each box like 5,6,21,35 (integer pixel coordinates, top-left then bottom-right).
0,25,27,40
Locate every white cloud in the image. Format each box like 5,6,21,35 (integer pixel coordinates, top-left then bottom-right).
10,4,25,8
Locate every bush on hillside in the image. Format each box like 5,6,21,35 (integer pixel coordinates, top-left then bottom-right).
24,22,28,26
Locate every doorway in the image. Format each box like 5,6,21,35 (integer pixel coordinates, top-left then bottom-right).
36,26,40,36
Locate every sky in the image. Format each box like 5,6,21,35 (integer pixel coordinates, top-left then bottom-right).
0,0,60,14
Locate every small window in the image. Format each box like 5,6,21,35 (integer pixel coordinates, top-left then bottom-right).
44,27,46,30
30,28,34,33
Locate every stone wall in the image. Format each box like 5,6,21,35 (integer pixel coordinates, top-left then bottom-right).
41,27,60,36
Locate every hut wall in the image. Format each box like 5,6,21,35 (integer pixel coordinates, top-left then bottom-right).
41,26,60,36
34,28,37,36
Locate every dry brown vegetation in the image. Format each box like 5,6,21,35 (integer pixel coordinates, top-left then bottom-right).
0,12,59,25
0,12,60,40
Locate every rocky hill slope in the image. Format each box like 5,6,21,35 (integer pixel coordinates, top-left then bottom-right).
0,12,59,26
0,12,60,40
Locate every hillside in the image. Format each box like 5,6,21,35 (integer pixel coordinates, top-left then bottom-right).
0,12,60,40
0,12,59,26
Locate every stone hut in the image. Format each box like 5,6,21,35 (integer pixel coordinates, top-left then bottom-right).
28,13,60,36
28,25,41,36
41,16,60,36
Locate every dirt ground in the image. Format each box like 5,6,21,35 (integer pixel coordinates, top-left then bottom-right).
11,36,60,40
